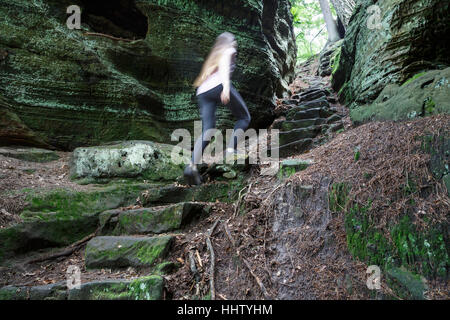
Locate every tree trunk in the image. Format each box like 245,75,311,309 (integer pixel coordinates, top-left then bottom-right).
318,0,341,42
329,0,357,28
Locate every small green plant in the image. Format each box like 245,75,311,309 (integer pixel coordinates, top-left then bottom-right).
354,147,360,162
402,72,426,86
363,172,373,180
423,97,436,115
329,182,350,212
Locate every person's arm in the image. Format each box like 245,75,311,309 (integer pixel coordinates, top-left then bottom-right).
218,48,236,104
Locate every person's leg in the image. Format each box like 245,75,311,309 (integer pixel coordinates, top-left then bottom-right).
226,85,251,152
191,90,219,165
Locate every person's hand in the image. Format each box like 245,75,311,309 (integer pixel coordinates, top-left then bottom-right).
221,88,230,104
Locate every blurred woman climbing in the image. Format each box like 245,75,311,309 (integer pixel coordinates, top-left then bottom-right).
184,32,251,186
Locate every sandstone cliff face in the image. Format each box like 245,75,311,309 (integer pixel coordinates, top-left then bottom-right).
330,0,357,28
0,0,296,150
332,0,450,118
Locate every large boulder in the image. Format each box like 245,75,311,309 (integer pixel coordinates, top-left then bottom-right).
0,0,296,150
332,0,450,111
69,140,186,183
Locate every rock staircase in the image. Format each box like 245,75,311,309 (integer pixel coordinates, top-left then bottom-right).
0,151,245,300
272,67,344,157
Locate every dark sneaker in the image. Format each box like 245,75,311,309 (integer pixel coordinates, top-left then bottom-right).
184,164,203,186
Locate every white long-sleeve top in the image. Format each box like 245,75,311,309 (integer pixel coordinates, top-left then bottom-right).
196,47,237,96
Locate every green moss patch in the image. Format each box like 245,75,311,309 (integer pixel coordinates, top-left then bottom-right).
100,202,208,235
67,276,164,300
20,183,153,221
85,236,173,269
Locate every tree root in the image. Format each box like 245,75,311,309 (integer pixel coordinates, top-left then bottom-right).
25,229,99,265
206,219,220,300
83,32,135,42
223,222,272,300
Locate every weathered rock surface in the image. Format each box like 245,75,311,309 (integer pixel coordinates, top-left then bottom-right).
0,183,153,262
278,158,314,179
350,68,450,123
0,277,164,300
85,235,173,269
332,0,450,111
0,212,99,263
69,140,186,182
272,83,343,157
0,146,59,163
99,202,209,235
0,0,296,150
68,276,165,300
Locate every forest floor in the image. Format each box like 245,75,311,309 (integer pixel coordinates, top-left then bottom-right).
1,59,449,300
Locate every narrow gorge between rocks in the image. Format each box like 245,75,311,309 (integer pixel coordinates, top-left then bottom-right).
0,0,449,301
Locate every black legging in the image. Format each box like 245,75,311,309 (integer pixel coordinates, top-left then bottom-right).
192,84,251,164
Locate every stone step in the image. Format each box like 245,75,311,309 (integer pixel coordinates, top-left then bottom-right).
278,158,314,178
326,113,342,124
0,276,165,300
99,202,209,235
290,108,329,120
280,118,326,131
286,99,329,119
280,98,300,105
85,235,173,269
0,183,156,263
141,179,246,206
327,95,338,104
328,121,344,132
0,213,99,264
279,126,321,146
0,146,59,163
299,90,327,102
275,138,314,158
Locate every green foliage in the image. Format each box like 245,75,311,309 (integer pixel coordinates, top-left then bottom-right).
344,203,449,279
402,72,427,86
290,0,328,61
329,182,350,212
391,216,448,278
354,147,360,162
423,97,436,115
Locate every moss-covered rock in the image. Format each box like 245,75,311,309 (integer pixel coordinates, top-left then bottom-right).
68,276,164,300
332,0,450,108
0,0,296,150
19,182,154,220
141,177,249,205
99,202,208,235
0,285,29,300
350,68,450,124
85,235,173,269
386,267,428,300
0,182,164,262
0,276,164,300
69,140,187,182
278,158,313,179
0,146,59,163
0,212,99,264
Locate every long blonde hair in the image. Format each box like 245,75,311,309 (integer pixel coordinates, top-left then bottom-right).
193,32,237,87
